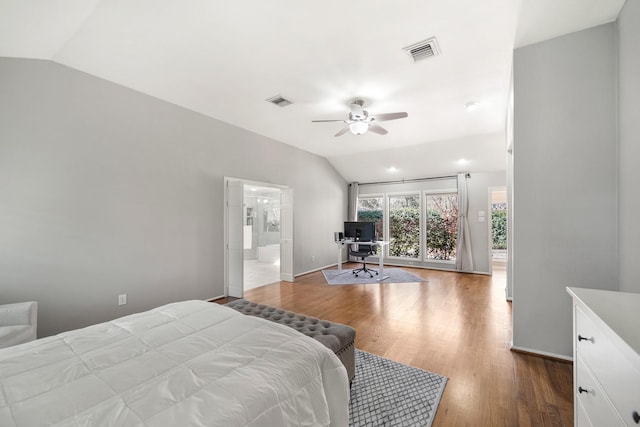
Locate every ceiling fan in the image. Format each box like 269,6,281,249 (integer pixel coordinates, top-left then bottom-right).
312,99,408,137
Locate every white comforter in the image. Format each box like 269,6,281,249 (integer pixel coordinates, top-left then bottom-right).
0,300,349,426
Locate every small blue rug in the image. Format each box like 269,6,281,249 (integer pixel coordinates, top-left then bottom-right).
322,268,427,285
350,350,447,426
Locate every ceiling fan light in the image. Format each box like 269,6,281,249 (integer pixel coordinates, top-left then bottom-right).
349,122,369,135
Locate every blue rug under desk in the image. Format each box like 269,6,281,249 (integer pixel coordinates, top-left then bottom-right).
322,267,427,285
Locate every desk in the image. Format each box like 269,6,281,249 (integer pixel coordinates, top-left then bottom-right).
334,240,390,282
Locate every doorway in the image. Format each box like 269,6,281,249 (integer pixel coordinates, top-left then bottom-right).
243,185,281,290
224,178,293,298
489,187,507,271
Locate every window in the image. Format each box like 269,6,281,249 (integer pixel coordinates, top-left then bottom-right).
388,194,420,259
357,196,384,240
491,188,507,260
425,193,458,261
357,186,459,264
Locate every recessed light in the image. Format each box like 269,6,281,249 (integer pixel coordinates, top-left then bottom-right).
456,158,469,165
387,166,398,172
465,102,479,112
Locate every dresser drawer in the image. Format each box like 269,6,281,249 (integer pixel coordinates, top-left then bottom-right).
576,397,594,427
576,396,594,427
576,355,625,426
576,306,640,425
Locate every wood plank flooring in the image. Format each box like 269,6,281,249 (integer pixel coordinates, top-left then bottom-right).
217,263,573,426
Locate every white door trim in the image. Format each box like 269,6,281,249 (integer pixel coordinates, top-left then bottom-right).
280,188,294,282
223,177,294,297
225,178,244,298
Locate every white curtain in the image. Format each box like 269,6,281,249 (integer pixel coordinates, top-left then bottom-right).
455,173,473,271
347,182,359,221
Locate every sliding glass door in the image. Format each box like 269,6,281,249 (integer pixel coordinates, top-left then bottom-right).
388,193,421,259
357,188,459,265
425,192,458,261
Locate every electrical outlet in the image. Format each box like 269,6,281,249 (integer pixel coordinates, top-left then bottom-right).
118,294,127,306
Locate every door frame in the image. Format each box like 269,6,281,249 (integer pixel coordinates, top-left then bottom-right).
224,177,294,297
488,186,508,295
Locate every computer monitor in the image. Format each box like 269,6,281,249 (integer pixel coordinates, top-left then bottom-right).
343,221,376,242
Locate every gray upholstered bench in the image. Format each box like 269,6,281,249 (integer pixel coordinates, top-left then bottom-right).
224,299,356,382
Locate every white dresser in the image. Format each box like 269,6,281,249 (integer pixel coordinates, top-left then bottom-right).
567,287,640,426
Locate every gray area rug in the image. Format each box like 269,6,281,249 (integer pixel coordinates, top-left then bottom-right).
322,268,427,285
350,350,447,427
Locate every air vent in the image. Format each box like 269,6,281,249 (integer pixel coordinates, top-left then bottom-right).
266,95,293,107
403,37,440,62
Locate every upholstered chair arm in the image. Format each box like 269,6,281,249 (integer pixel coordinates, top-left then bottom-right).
0,302,38,327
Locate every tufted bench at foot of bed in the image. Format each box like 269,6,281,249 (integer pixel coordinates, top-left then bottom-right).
224,299,356,383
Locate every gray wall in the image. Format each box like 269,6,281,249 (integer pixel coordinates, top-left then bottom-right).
512,23,618,357
467,172,506,274
359,171,505,274
617,0,640,293
0,58,347,337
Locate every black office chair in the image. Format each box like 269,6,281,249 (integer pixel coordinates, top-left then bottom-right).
349,243,378,278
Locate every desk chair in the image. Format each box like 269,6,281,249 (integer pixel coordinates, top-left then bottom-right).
349,243,378,278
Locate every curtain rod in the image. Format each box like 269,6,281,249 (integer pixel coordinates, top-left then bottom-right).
355,174,467,187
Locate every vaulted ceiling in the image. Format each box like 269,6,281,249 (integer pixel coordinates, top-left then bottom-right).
0,0,625,182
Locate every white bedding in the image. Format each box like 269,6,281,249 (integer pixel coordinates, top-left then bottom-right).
0,300,349,426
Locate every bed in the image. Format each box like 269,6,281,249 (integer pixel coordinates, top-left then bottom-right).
0,300,349,426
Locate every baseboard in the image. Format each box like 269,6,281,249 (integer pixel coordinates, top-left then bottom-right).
510,345,573,363
280,273,294,282
295,262,342,278
297,261,490,278
206,295,226,302
377,261,491,276
466,270,491,276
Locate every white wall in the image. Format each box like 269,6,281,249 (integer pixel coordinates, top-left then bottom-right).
0,58,347,337
359,171,505,274
512,23,618,358
617,0,640,293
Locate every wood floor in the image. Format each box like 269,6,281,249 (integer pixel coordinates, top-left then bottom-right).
219,263,574,427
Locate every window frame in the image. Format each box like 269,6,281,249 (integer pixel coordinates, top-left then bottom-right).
423,189,458,264
386,191,422,261
356,193,385,242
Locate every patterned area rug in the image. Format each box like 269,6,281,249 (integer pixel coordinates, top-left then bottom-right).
350,350,447,427
322,268,427,285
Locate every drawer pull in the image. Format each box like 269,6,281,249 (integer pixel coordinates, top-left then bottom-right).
577,335,592,342
578,386,589,394
633,411,640,424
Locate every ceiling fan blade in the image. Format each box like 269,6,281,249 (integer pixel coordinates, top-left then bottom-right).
370,112,408,122
368,123,388,135
349,103,365,118
334,125,351,137
312,119,347,123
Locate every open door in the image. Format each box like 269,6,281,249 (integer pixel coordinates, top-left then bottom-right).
226,179,244,297
280,188,294,282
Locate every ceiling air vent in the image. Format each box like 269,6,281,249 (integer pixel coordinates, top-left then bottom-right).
266,95,293,107
403,37,440,62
